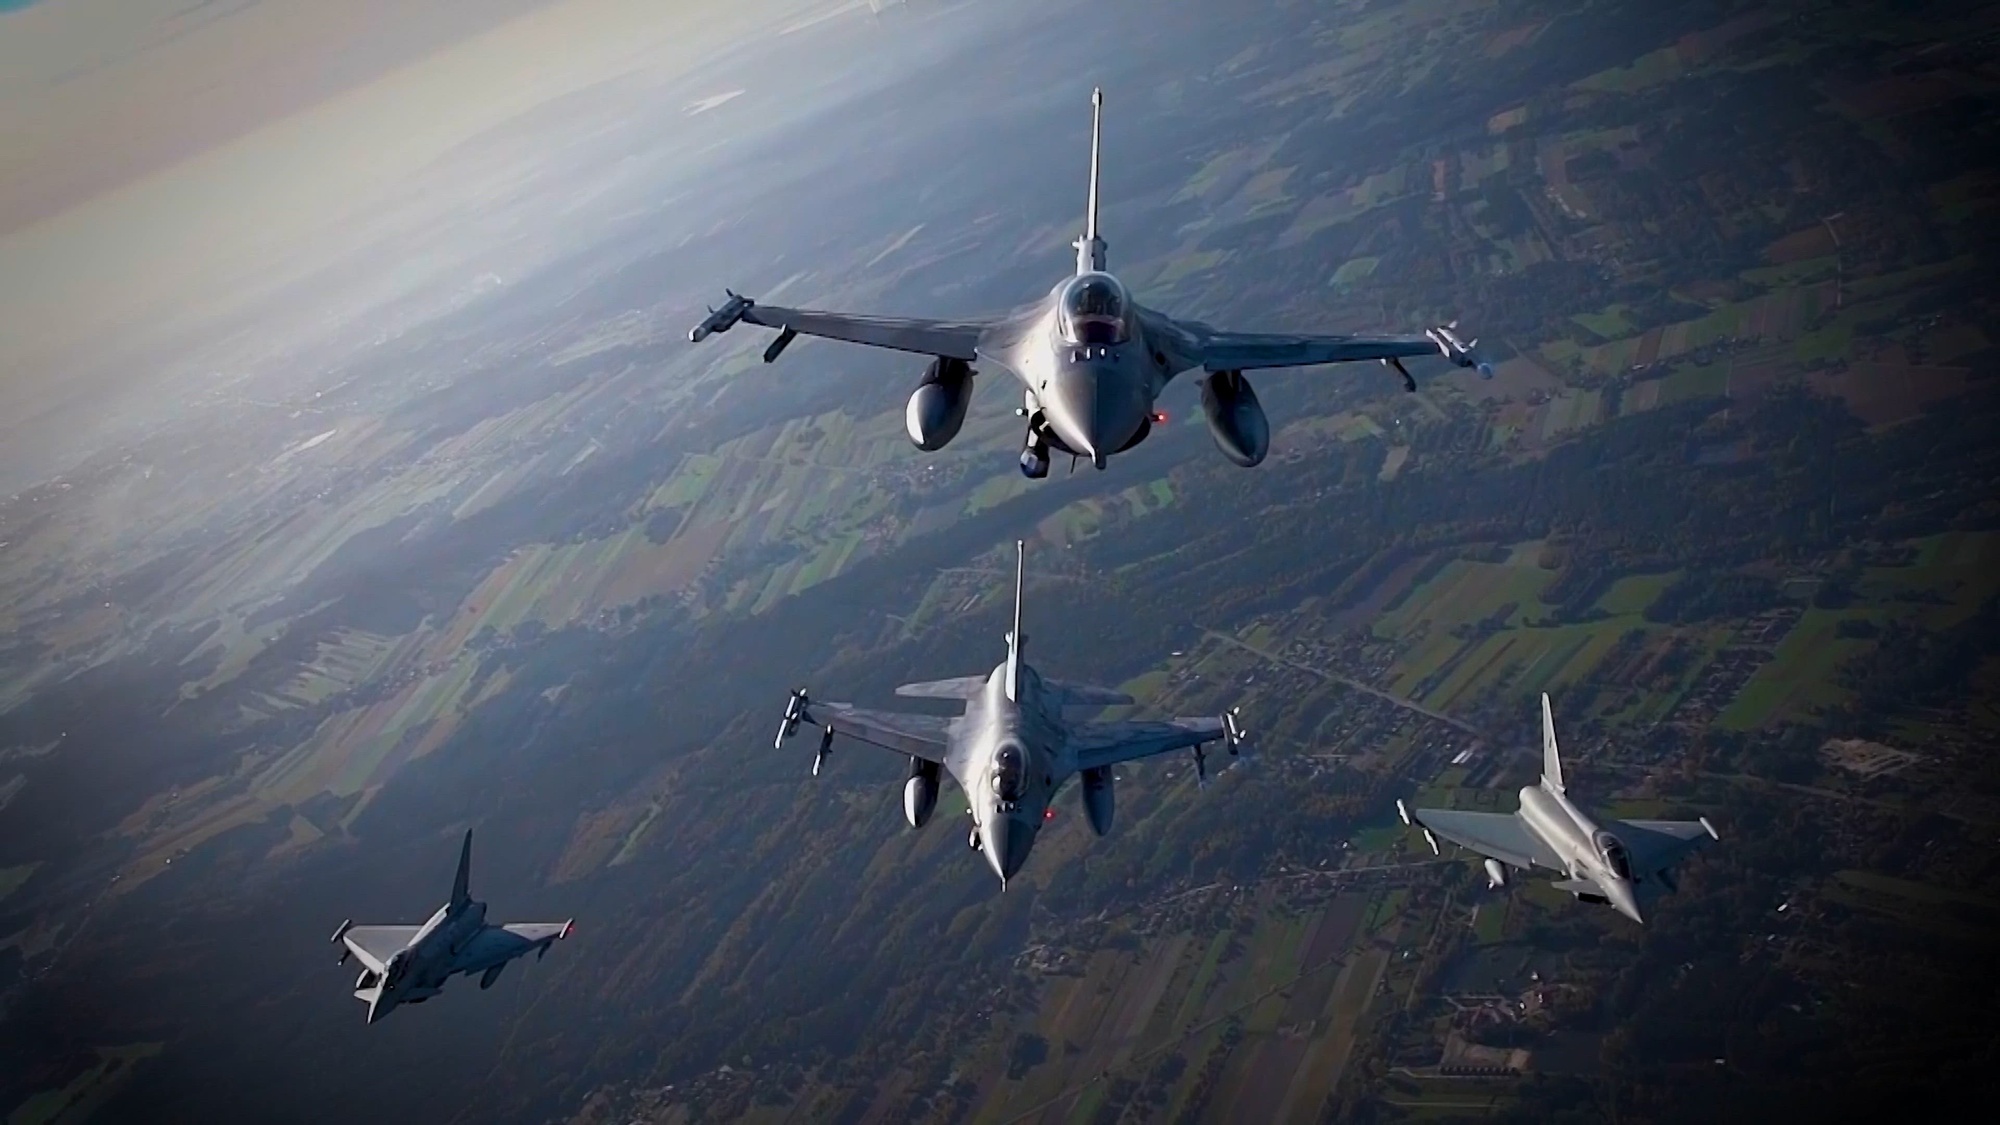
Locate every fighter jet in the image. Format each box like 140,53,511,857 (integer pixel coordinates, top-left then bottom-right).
774,539,1247,888
689,87,1490,480
329,831,572,1024
1396,694,1719,924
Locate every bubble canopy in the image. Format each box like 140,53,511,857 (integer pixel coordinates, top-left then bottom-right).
992,743,1026,803
1057,273,1129,345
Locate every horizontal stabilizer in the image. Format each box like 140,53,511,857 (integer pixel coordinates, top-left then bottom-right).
1046,679,1135,707
894,676,986,701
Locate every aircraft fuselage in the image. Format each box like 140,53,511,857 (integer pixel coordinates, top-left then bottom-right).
1517,785,1643,922
947,662,1088,887
978,272,1193,477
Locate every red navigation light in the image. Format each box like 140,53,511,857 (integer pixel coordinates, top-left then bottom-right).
1044,808,1057,821
1150,410,1169,424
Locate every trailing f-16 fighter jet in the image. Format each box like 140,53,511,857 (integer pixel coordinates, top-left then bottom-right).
1396,694,1719,924
689,87,1490,480
775,540,1246,889
329,831,572,1024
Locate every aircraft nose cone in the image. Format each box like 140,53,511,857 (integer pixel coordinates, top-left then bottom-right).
981,816,1035,886
1046,370,1141,469
1046,373,1101,463
1090,391,1140,467
1608,881,1644,924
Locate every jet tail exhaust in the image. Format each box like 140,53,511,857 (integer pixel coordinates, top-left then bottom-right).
451,829,473,908
1004,539,1026,701
1073,88,1107,274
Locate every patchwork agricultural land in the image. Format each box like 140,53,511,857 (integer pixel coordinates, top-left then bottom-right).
2,0,1997,1122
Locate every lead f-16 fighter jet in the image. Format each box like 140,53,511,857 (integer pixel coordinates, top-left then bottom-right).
689,87,1490,480
329,831,572,1024
775,540,1247,889
1396,694,1720,924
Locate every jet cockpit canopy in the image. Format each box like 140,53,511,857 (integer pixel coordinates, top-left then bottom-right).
1593,832,1633,880
1058,273,1129,345
992,743,1026,808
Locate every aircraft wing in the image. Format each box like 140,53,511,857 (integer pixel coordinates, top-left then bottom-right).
341,925,420,973
1071,717,1226,771
690,291,987,360
1043,678,1136,708
816,703,952,763
1145,309,1489,379
745,305,985,359
1195,331,1454,372
1406,808,1564,871
449,922,571,971
1614,818,1718,875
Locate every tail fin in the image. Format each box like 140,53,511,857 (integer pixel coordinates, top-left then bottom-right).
1540,693,1565,794
450,829,473,908
1072,87,1107,274
1004,539,1026,701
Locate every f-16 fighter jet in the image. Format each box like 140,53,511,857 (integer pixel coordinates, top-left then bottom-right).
775,540,1247,889
330,831,572,1024
690,87,1489,480
1397,694,1720,924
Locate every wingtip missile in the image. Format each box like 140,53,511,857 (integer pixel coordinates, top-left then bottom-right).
1425,322,1485,373
1699,815,1719,841
1422,827,1441,856
331,919,353,943
1395,799,1412,826
776,688,809,750
689,291,753,342
811,725,834,776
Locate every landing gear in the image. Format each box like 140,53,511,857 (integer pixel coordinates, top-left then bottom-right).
1016,401,1052,479
1019,433,1050,479
969,826,984,851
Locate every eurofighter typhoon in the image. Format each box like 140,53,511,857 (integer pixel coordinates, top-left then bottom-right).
1397,694,1720,924
330,831,573,1024
689,88,1490,479
775,540,1247,889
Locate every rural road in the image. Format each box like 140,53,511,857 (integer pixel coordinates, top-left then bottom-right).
1200,629,1485,740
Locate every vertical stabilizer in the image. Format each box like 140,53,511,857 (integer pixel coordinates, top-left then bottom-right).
1072,88,1107,274
451,829,473,908
1004,539,1026,701
1540,693,1565,794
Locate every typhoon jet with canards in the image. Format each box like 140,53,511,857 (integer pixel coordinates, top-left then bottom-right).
689,87,1491,479
1396,694,1721,925
329,831,573,1024
774,540,1248,889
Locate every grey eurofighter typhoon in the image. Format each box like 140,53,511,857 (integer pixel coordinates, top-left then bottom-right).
1396,694,1720,924
775,540,1247,889
689,87,1491,480
329,831,573,1024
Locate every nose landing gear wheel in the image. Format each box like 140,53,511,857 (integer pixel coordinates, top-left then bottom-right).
1019,436,1050,479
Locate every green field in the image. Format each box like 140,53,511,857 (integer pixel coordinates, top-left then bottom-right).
0,863,38,904
1572,304,1638,339
1716,607,1882,729
1595,572,1677,616
8,1044,163,1125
